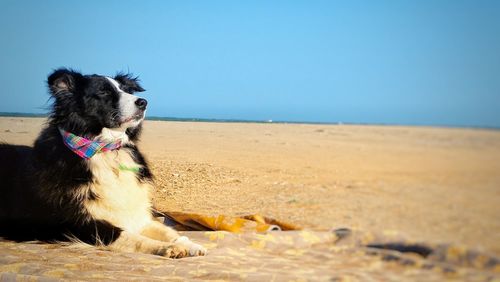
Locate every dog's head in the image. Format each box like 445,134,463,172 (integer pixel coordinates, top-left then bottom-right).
47,68,147,139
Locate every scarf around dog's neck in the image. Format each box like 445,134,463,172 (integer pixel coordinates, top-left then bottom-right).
59,128,122,159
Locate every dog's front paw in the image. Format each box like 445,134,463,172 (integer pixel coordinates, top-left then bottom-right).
155,244,189,259
186,242,207,256
175,236,207,256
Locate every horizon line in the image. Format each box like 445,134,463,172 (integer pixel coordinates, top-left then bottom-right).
0,112,498,131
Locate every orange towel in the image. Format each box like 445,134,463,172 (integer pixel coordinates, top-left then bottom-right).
158,211,301,233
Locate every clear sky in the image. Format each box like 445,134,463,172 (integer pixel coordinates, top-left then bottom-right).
0,1,499,127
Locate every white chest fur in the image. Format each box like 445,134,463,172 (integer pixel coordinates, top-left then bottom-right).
83,148,154,233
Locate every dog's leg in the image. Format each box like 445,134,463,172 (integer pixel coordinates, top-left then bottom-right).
140,221,207,256
106,230,197,258
77,220,202,258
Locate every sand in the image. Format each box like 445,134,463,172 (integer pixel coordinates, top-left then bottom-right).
1,117,499,254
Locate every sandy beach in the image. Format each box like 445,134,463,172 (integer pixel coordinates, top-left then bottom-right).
1,116,499,255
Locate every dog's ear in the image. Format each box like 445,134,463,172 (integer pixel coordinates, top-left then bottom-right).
47,68,82,95
114,73,145,93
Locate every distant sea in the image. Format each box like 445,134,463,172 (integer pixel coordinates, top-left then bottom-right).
0,112,338,126
0,112,498,130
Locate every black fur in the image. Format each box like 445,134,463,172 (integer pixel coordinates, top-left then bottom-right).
124,143,153,181
0,68,149,244
114,73,146,94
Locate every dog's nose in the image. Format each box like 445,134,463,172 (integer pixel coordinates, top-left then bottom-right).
135,98,148,110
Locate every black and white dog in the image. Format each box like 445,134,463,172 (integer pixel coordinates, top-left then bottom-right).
0,68,206,258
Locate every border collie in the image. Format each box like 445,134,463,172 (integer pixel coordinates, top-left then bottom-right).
0,68,206,258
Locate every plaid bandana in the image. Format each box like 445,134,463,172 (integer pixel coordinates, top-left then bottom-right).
59,128,122,159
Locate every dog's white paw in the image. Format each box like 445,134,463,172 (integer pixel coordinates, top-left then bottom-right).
174,236,207,256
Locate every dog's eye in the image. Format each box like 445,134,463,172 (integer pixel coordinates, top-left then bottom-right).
122,87,135,94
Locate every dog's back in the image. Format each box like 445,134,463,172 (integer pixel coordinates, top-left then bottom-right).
0,144,33,215
0,144,48,240
0,142,97,241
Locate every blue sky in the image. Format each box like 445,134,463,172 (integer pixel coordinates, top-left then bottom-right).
0,1,499,127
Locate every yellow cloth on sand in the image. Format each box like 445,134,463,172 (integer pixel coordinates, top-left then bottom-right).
158,211,301,233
